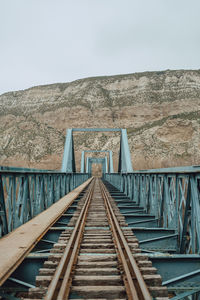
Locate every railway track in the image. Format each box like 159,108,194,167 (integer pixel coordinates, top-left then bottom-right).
14,177,168,300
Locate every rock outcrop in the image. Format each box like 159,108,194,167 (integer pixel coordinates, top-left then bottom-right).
0,69,200,171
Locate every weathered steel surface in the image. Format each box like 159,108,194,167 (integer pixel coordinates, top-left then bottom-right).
0,169,89,236
104,174,200,299
21,178,167,299
100,181,152,300
0,177,92,286
105,171,200,254
81,150,114,173
62,128,133,174
86,157,108,174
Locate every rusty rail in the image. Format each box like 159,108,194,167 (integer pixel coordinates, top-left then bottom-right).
100,181,152,300
45,178,95,300
0,177,92,287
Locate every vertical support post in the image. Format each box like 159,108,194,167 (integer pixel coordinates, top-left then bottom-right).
0,175,8,236
86,157,89,174
118,129,133,173
108,151,114,173
81,151,85,173
61,129,76,173
50,175,54,206
180,179,191,253
12,176,16,229
105,157,108,173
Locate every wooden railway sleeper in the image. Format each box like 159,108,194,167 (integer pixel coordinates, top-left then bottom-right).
23,178,169,300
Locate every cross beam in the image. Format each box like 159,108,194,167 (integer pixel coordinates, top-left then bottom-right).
73,128,121,132
86,157,108,174
61,128,133,173
81,150,114,173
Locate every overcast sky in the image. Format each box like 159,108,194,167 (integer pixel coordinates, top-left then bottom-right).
0,0,200,95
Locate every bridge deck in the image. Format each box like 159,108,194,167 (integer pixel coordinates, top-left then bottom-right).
0,178,92,286
0,175,200,299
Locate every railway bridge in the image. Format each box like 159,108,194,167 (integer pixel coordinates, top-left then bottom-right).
0,128,200,300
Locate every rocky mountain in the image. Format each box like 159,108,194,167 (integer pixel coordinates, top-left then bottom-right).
0,69,200,171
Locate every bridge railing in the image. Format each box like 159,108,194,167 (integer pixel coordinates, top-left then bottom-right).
0,168,90,237
104,168,200,254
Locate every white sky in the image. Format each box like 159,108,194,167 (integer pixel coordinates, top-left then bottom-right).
0,0,200,95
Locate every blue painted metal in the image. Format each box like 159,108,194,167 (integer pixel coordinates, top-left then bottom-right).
81,151,85,173
118,129,133,173
104,174,200,298
105,156,108,173
86,157,108,175
104,170,200,254
3,126,200,299
81,150,114,173
0,292,20,300
84,150,111,153
0,169,89,237
86,157,89,175
8,277,35,288
148,254,200,292
162,269,200,286
62,128,133,173
73,128,121,132
0,166,55,172
61,129,76,173
137,165,200,173
170,288,200,299
108,150,114,173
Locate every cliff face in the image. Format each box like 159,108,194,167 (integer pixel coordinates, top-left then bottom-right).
0,69,200,171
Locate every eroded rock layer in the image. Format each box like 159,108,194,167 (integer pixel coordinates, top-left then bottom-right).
0,69,200,171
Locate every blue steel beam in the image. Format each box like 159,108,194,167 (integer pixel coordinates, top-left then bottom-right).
148,254,200,292
137,165,200,173
86,157,108,174
170,288,200,300
118,129,133,173
72,128,121,132
61,129,76,173
0,170,89,237
104,170,200,253
81,151,85,173
84,150,110,152
105,156,108,173
81,150,114,173
103,178,200,298
109,150,114,173
63,128,133,173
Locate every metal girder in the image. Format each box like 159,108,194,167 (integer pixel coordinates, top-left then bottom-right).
1,254,48,289
118,129,133,173
0,178,92,288
108,151,114,174
0,166,53,173
73,128,121,132
137,165,200,173
0,170,89,237
83,150,111,152
104,171,200,254
148,254,200,290
103,177,200,299
62,128,133,174
81,150,114,173
86,157,108,174
0,292,20,300
61,129,76,173
170,288,200,299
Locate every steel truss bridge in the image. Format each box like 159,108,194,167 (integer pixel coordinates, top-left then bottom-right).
0,128,200,299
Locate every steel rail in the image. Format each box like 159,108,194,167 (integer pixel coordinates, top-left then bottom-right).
0,178,92,287
100,180,152,300
45,178,95,300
